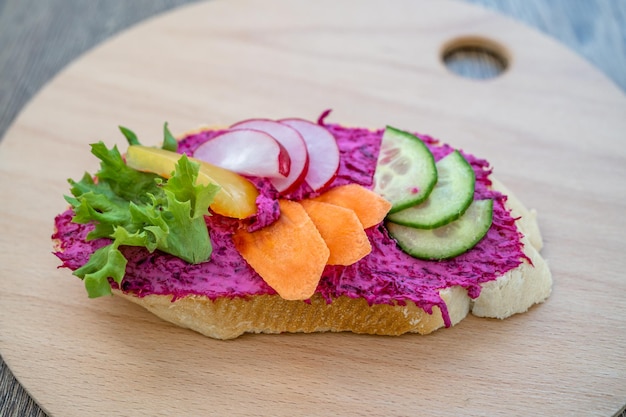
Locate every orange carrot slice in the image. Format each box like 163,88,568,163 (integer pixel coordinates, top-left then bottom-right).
312,184,392,228
232,200,329,300
300,200,371,266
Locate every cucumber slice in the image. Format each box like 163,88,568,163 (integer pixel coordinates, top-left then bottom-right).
386,199,493,260
386,150,475,229
373,126,437,214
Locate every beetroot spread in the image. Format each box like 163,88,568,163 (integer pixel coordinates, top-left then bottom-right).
53,124,527,327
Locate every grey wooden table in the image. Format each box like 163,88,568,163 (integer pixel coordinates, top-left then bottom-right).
1,0,625,416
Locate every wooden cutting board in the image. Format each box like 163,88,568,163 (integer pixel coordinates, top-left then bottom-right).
1,0,625,416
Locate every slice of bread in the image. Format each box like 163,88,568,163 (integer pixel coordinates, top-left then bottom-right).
54,122,552,340
111,177,551,340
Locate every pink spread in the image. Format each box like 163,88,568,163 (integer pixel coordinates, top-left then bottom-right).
53,123,528,327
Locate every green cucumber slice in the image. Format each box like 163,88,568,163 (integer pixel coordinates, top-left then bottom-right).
373,126,437,214
386,150,475,229
387,199,493,260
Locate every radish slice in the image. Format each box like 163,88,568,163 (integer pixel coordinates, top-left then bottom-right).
193,129,291,178
280,118,340,192
231,119,309,193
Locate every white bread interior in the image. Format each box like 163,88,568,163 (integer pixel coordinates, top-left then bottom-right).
471,178,552,318
112,176,552,339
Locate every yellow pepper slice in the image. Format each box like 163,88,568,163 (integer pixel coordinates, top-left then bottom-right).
126,145,258,219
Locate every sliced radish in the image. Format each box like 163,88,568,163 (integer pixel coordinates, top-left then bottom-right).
279,118,340,191
193,129,291,178
231,119,309,193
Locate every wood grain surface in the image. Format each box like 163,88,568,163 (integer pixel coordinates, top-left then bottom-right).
1,0,626,416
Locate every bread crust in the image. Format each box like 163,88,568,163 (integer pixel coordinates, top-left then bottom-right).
112,177,551,339
113,286,471,340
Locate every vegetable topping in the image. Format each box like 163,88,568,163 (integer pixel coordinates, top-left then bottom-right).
54,116,525,325
64,127,225,297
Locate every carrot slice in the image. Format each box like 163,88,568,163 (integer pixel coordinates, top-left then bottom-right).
300,200,371,266
312,184,392,228
232,199,329,300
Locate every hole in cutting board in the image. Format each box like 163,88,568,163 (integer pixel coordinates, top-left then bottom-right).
441,36,509,80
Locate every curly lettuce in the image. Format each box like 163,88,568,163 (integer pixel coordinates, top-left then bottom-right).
65,126,220,298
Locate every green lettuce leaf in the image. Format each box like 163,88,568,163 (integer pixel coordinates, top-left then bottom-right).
65,131,220,298
90,142,161,203
162,122,179,152
73,243,127,298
